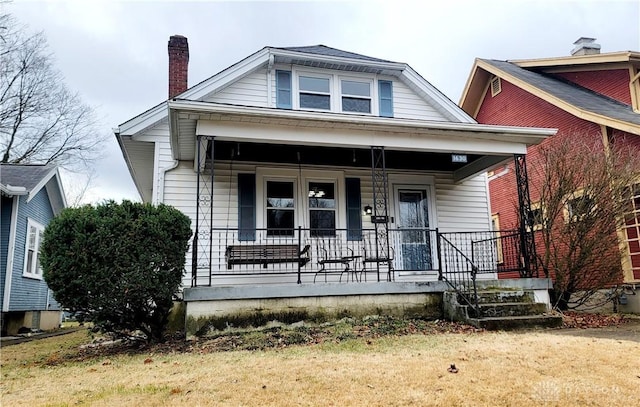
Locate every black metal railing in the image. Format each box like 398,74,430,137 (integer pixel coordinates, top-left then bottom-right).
190,228,524,291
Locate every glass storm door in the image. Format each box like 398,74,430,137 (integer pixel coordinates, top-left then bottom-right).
397,189,432,270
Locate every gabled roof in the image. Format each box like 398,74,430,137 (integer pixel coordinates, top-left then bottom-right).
117,44,473,137
274,45,394,63
460,58,640,136
0,164,67,212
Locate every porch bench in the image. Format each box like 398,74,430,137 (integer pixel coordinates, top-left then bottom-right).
225,244,311,269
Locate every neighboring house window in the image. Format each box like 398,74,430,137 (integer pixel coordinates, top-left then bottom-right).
528,202,545,231
299,75,331,110
623,183,640,273
308,181,336,237
266,180,296,236
276,70,292,109
564,190,595,223
490,76,502,97
491,214,504,264
341,79,371,113
378,80,393,117
23,219,44,279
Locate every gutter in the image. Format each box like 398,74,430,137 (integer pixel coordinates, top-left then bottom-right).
167,99,557,139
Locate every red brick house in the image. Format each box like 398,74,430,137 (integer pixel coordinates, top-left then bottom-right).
459,38,640,298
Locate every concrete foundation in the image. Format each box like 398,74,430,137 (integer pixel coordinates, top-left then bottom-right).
1,311,62,335
183,279,554,337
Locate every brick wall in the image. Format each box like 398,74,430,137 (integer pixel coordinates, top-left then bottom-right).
477,78,626,282
553,69,631,105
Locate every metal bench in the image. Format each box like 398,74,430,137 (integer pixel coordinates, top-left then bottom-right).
225,244,311,269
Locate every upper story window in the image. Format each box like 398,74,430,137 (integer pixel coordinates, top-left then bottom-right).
341,80,371,113
23,219,44,279
275,69,393,117
299,76,331,110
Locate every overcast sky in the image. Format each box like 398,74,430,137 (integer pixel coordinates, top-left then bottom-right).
7,0,640,204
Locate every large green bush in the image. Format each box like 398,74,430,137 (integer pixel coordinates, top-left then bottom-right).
40,200,192,342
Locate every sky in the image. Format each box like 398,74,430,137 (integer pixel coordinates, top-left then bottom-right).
7,0,640,204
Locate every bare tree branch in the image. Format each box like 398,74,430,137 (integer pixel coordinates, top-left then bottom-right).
0,11,106,171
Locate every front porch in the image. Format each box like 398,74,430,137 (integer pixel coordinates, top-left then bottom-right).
190,227,526,286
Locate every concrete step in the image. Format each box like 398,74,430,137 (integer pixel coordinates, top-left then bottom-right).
467,314,563,330
466,302,549,318
461,290,535,305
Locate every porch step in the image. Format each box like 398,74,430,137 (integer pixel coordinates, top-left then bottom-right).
466,314,563,330
444,289,559,331
471,290,535,304
466,302,548,318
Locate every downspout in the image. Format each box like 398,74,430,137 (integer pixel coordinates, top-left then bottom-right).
154,141,179,204
3,196,20,312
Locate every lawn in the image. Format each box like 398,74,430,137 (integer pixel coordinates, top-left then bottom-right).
1,319,638,406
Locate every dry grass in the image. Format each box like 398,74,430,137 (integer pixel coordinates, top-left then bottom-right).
2,326,639,406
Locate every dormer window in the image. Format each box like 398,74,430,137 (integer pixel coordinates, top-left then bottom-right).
299,76,331,110
275,69,393,117
341,80,371,113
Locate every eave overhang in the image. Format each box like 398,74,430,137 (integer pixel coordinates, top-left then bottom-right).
460,59,640,136
168,100,555,182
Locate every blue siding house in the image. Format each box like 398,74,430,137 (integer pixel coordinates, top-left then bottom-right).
1,164,66,335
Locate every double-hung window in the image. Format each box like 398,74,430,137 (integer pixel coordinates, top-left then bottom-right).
341,80,371,113
266,180,296,236
565,192,595,223
308,181,336,237
23,219,44,279
299,76,331,110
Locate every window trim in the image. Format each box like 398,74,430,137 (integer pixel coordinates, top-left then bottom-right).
563,189,595,223
289,68,382,116
339,77,373,114
528,202,546,231
491,214,504,264
22,218,45,280
296,72,333,112
256,168,345,235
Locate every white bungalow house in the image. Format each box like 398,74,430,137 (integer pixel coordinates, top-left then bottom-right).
116,37,557,334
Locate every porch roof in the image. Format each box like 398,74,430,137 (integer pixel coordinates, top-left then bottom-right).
168,100,556,182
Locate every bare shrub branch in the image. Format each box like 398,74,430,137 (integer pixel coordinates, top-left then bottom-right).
530,135,640,310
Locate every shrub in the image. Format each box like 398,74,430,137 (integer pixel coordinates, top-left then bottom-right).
40,200,192,342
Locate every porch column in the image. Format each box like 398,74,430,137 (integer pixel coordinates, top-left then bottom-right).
514,154,537,278
371,146,391,281
192,135,215,287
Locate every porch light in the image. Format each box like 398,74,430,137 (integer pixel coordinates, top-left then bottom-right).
308,187,325,198
364,205,373,215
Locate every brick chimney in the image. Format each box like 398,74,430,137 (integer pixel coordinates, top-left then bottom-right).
571,37,601,56
168,35,189,98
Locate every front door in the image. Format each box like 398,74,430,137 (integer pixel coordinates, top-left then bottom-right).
396,189,432,270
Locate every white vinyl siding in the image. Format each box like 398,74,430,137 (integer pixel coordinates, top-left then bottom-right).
204,70,269,107
392,80,448,121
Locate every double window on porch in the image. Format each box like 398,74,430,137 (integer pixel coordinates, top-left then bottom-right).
266,180,336,237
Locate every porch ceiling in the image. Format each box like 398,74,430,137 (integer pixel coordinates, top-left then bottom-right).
212,140,503,175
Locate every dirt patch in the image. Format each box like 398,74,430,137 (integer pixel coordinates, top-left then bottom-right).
48,316,482,365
